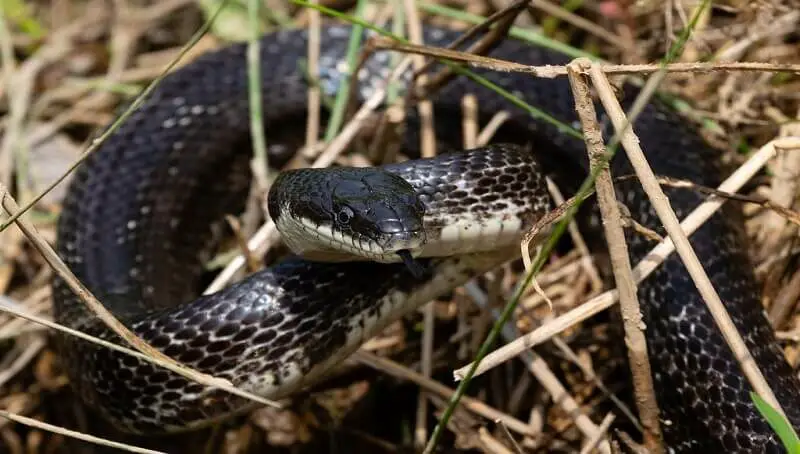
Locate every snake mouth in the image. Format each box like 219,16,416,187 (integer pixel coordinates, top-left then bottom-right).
330,227,427,263
284,215,427,263
342,228,427,262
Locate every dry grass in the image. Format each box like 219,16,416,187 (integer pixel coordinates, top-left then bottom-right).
1,0,799,453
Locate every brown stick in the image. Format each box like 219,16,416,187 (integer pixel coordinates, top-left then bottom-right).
365,38,800,78
566,60,664,454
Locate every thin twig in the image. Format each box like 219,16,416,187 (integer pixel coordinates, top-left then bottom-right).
567,59,663,453
579,413,616,454
615,175,800,228
0,409,164,454
353,351,538,438
366,38,800,77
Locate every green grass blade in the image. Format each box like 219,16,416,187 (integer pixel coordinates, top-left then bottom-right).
322,0,369,143
751,392,800,453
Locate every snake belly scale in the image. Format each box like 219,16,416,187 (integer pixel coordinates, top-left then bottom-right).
51,23,800,451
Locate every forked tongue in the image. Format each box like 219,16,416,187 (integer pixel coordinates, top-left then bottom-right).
397,250,426,279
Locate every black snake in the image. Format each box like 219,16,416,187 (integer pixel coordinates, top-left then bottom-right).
51,22,800,452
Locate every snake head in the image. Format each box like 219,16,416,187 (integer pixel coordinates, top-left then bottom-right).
268,167,427,263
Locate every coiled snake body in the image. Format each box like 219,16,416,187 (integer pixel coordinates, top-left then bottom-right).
52,23,800,452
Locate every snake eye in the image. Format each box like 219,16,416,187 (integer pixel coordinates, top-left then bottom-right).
337,206,354,224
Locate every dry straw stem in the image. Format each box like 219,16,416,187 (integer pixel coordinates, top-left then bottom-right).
0,409,163,454
566,60,663,454
403,0,438,446
0,293,188,368
453,136,800,379
519,349,610,451
367,37,800,78
550,333,640,431
463,283,612,453
477,111,511,146
0,184,281,409
0,334,45,389
474,426,517,454
578,412,616,454
624,175,800,229
462,94,478,148
352,351,538,438
305,0,322,152
542,179,604,293
586,61,787,419
495,419,525,453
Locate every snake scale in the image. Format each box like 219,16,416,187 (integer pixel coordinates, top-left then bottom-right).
50,22,800,452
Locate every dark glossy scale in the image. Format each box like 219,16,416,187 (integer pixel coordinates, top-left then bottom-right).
52,23,800,451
